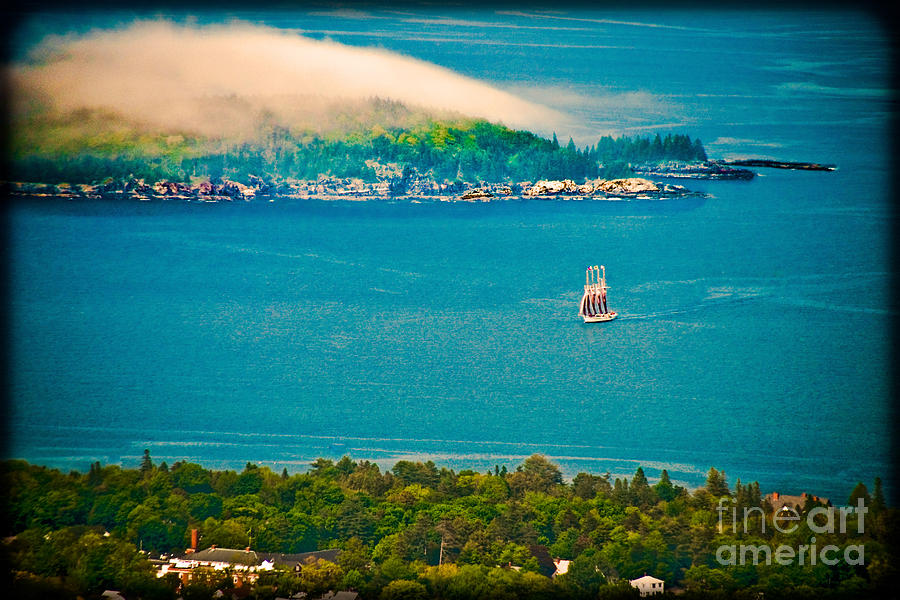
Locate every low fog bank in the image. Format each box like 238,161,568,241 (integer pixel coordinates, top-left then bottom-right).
10,19,568,140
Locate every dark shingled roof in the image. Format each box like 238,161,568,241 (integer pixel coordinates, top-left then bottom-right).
183,547,341,569
318,592,359,600
187,547,260,566
259,549,342,568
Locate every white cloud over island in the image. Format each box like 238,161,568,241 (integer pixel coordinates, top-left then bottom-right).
11,19,566,137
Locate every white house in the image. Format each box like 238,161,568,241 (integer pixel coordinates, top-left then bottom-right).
629,574,664,596
551,558,571,578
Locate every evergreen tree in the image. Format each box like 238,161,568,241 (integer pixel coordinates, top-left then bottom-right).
631,466,655,506
612,477,630,505
87,461,102,486
651,133,663,161
632,467,649,490
140,449,153,474
848,482,871,507
693,137,707,161
653,469,677,502
749,481,762,506
705,467,729,497
872,478,885,513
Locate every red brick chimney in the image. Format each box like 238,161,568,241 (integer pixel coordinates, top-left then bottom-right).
191,529,198,550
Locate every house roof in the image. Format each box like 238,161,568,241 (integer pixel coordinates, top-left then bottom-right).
630,575,664,584
318,592,359,600
181,546,341,570
765,492,830,513
552,559,571,577
181,547,341,567
187,547,260,566
259,549,341,568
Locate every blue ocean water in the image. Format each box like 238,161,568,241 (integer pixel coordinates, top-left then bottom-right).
6,8,895,503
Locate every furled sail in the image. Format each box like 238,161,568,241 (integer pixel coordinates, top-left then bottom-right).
579,266,594,316
579,264,616,322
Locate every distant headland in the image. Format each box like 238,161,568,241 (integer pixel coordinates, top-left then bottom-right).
717,158,837,171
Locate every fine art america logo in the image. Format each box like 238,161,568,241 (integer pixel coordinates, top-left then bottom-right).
715,497,867,566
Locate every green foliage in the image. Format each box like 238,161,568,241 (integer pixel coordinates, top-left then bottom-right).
557,549,607,597
10,99,708,186
592,132,705,166
380,578,428,600
2,458,893,599
506,455,564,496
3,524,171,599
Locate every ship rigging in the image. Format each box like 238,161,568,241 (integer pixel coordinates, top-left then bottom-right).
579,265,617,323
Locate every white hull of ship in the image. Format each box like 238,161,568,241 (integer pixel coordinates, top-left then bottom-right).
583,312,617,323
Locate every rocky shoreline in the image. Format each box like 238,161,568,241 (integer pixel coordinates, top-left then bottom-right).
631,161,755,180
718,158,836,171
631,158,837,180
4,175,707,204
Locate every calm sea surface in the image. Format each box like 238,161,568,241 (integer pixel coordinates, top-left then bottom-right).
6,8,895,502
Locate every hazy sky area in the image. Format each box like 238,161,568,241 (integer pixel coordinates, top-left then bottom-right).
7,7,892,154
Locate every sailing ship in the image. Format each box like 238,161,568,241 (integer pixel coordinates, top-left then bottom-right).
579,265,617,323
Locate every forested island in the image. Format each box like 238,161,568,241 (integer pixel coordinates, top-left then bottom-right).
3,455,895,600
8,96,836,205
8,97,716,202
11,97,707,184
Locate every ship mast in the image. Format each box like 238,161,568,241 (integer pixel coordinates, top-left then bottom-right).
578,264,616,322
599,265,608,314
580,266,593,316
